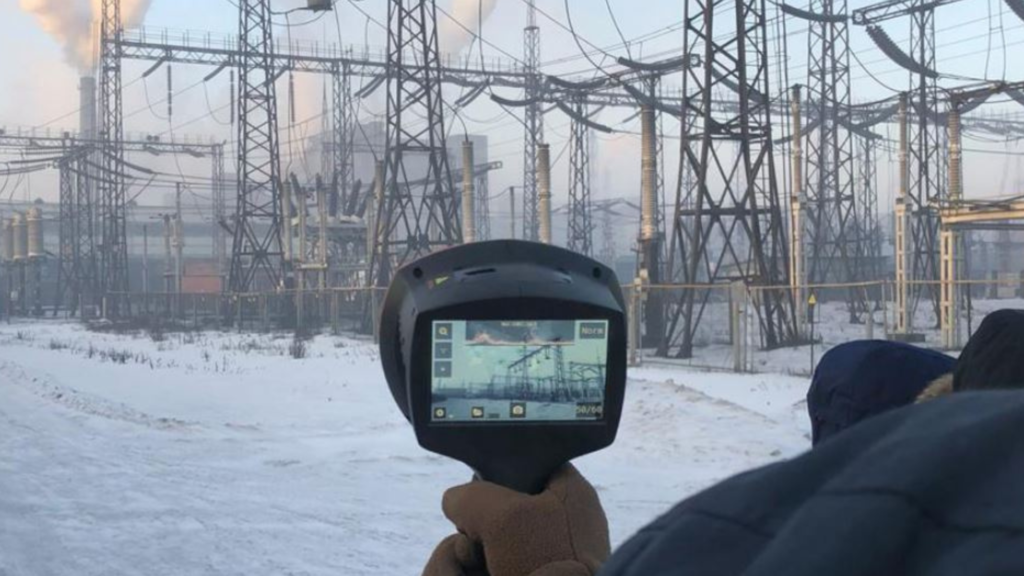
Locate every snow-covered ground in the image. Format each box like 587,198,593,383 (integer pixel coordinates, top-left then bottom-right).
1,321,811,575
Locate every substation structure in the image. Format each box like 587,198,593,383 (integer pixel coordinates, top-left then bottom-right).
3,0,1024,355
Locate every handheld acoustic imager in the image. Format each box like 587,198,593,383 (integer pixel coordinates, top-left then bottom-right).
380,241,628,494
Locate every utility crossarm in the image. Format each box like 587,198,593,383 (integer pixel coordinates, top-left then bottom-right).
947,80,1024,104
116,28,688,110
852,0,966,24
0,131,221,156
938,199,1024,226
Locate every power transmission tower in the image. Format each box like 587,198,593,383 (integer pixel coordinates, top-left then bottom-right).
371,0,460,288
55,153,78,314
854,0,951,322
229,0,285,293
908,5,944,322
666,0,797,358
522,0,543,242
802,0,863,321
76,151,98,313
859,136,883,285
567,96,593,256
331,62,355,217
99,0,130,316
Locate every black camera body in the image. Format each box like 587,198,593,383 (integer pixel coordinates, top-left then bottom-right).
380,241,627,494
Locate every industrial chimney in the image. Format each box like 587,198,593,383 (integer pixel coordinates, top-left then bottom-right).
80,76,97,139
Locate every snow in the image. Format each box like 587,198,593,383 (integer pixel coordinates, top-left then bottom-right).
1,321,813,575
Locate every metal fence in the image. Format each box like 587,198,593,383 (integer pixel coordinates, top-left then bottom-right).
11,277,1024,375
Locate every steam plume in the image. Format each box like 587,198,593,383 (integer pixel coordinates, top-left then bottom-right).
440,0,499,55
19,0,153,71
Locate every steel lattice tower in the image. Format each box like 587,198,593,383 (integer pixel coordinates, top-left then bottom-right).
229,0,284,293
332,63,355,217
666,0,796,358
370,0,460,288
858,136,883,285
55,153,78,314
567,96,593,256
522,0,543,242
99,0,130,315
76,152,98,311
804,0,863,320
908,5,944,321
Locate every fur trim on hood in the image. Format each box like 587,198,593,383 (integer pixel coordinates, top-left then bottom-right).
916,373,954,403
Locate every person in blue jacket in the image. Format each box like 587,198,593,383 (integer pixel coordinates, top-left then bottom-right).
422,311,1024,576
805,340,955,445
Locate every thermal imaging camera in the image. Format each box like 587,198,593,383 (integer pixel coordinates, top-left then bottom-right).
379,241,627,494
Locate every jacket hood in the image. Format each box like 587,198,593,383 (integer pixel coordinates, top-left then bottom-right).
807,340,955,445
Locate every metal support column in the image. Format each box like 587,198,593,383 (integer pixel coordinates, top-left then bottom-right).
229,0,284,293
332,63,355,217
99,0,130,316
567,97,593,255
666,0,796,358
371,0,461,289
522,0,543,242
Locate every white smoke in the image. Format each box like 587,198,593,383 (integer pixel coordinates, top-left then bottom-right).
439,0,499,55
19,0,153,71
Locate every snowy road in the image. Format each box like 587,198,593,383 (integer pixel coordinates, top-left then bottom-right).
0,322,811,575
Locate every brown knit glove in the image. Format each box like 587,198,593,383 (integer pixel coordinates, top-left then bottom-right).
422,464,610,576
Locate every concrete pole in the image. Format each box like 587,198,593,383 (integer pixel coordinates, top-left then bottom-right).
296,184,309,329
895,93,911,335
639,104,664,349
538,144,552,244
298,183,309,279
789,85,807,328
317,180,329,291
942,103,963,349
174,184,184,317
142,224,149,297
640,105,658,248
462,140,476,244
373,160,385,259
163,215,173,295
281,179,294,265
509,187,517,240
371,161,385,340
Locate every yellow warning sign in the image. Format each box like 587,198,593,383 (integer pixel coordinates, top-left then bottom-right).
808,294,818,306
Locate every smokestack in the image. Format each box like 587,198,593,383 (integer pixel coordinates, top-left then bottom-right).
462,140,476,244
537,143,552,244
20,0,154,71
80,76,97,138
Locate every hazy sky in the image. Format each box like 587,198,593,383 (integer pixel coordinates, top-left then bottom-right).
2,0,1023,223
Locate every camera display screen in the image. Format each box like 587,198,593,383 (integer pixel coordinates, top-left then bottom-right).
430,320,609,423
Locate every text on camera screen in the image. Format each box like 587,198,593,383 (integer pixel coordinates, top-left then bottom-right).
430,320,609,423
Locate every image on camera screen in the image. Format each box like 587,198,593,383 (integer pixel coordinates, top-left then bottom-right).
430,320,609,423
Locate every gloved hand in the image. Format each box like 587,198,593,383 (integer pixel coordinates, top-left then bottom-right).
422,464,611,576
